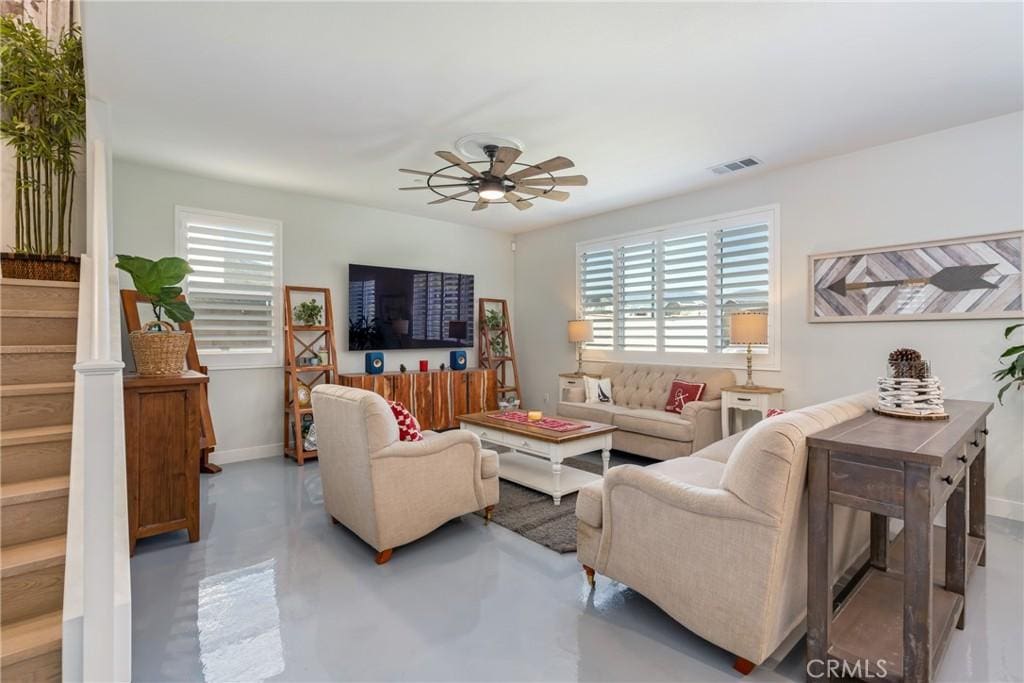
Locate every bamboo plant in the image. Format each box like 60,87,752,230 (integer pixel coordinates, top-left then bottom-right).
0,16,85,255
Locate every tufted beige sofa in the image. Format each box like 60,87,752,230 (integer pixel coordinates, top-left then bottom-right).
575,392,873,673
557,363,735,460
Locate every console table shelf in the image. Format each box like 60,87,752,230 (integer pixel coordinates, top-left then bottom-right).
806,398,991,683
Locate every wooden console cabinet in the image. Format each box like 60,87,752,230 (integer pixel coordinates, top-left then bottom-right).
339,368,498,431
123,371,207,555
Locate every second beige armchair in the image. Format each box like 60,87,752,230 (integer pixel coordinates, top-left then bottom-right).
312,384,499,564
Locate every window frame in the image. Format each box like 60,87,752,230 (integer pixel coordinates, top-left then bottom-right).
575,204,781,371
174,206,284,370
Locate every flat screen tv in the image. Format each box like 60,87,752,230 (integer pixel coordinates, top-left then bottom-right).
348,264,475,350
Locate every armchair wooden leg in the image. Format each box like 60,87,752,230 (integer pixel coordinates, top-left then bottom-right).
484,505,495,525
732,657,755,675
375,549,393,565
582,564,596,589
330,516,340,525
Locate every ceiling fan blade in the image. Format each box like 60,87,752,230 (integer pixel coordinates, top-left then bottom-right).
400,168,472,182
518,174,588,187
503,192,533,211
507,156,574,181
436,151,483,178
513,185,570,201
490,147,522,177
399,183,473,190
428,190,473,205
472,197,489,211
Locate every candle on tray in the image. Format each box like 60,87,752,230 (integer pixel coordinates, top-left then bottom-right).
527,411,543,422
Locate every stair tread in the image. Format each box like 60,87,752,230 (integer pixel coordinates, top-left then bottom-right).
1,535,65,578
0,424,72,447
0,476,70,507
0,278,78,288
0,309,77,318
0,345,76,354
0,611,62,665
0,382,74,397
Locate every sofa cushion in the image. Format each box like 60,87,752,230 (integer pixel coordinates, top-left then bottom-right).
614,409,695,443
480,449,499,479
602,363,735,408
575,480,604,527
556,401,627,424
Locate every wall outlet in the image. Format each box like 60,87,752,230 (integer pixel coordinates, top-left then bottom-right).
543,393,549,404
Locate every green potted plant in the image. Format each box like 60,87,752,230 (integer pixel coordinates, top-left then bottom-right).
115,255,195,375
485,308,508,356
0,17,85,281
293,298,323,326
993,322,1023,404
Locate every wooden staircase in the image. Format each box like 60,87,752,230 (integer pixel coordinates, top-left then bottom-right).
1,278,78,681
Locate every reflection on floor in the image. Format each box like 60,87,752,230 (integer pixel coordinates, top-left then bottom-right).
131,457,1024,682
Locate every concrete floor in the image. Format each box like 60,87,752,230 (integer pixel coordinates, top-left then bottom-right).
131,456,1024,682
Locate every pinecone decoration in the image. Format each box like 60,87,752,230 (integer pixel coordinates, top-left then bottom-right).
888,347,928,379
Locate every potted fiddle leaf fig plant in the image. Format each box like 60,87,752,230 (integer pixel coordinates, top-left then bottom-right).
115,255,195,376
993,322,1023,405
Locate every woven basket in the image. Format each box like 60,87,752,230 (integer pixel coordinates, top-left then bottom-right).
129,322,190,376
1,253,81,282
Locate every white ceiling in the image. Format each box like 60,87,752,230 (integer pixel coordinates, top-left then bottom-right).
82,2,1023,233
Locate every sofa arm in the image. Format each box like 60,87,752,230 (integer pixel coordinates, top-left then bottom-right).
680,399,722,452
604,465,777,527
372,429,481,460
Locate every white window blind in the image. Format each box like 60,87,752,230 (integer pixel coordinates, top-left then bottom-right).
578,248,614,349
576,206,778,368
176,208,283,368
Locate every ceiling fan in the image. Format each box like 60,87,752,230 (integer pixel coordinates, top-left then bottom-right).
398,144,588,211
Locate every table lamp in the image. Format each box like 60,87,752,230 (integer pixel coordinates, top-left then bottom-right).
729,311,768,387
567,319,593,374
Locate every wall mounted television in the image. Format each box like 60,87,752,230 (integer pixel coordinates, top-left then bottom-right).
348,264,475,350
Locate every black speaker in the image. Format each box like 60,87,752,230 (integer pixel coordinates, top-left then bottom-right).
449,349,467,370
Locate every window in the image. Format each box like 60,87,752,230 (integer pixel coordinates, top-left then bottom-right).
175,207,283,369
576,206,779,369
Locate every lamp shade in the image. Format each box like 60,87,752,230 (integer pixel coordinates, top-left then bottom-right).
567,319,594,343
729,311,768,345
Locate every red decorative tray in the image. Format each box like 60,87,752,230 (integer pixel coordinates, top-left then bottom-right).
488,410,587,432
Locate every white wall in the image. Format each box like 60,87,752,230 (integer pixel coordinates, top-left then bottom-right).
112,159,514,463
514,112,1024,520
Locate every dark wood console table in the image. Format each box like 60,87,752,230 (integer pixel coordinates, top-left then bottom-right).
806,399,991,682
124,371,208,555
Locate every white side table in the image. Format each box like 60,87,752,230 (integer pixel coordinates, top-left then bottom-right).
559,372,600,403
721,385,784,437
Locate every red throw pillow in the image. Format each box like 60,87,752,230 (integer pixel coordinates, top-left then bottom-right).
664,380,706,414
387,401,423,442
766,408,786,418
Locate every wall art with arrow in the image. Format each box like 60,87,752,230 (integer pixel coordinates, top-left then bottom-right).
809,231,1022,322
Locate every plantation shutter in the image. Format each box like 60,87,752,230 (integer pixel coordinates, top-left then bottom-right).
662,232,709,352
616,241,657,350
182,218,279,355
578,247,615,349
714,222,771,350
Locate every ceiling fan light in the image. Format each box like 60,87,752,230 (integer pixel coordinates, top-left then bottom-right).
477,178,505,200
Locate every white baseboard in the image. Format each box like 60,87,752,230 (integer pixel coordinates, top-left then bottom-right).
987,495,1024,522
210,442,284,466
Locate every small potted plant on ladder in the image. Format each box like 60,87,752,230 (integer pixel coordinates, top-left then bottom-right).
116,255,195,376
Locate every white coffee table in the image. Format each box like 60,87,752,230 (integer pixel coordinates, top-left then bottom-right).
458,411,617,505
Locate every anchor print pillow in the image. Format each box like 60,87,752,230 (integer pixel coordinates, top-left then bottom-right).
664,380,706,414
584,376,613,404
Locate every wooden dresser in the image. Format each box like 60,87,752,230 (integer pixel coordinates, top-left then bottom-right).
339,368,498,431
123,371,208,555
806,399,991,682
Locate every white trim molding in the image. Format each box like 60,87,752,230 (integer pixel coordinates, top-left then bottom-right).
211,442,285,466
987,495,1024,523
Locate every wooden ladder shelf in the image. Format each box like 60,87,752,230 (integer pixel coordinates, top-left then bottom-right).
283,286,338,464
477,298,521,404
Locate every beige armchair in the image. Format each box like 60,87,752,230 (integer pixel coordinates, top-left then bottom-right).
312,384,499,564
576,392,874,674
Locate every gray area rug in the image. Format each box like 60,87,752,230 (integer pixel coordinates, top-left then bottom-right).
474,451,638,554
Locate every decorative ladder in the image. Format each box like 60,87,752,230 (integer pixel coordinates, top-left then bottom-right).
477,298,521,405
283,286,338,465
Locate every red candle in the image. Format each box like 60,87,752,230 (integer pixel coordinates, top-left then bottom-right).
419,360,428,372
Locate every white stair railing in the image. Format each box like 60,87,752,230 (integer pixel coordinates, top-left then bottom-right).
62,115,132,681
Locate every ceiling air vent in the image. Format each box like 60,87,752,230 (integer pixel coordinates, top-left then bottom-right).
709,156,762,176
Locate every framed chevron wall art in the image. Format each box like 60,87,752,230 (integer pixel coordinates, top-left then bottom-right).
808,231,1023,322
